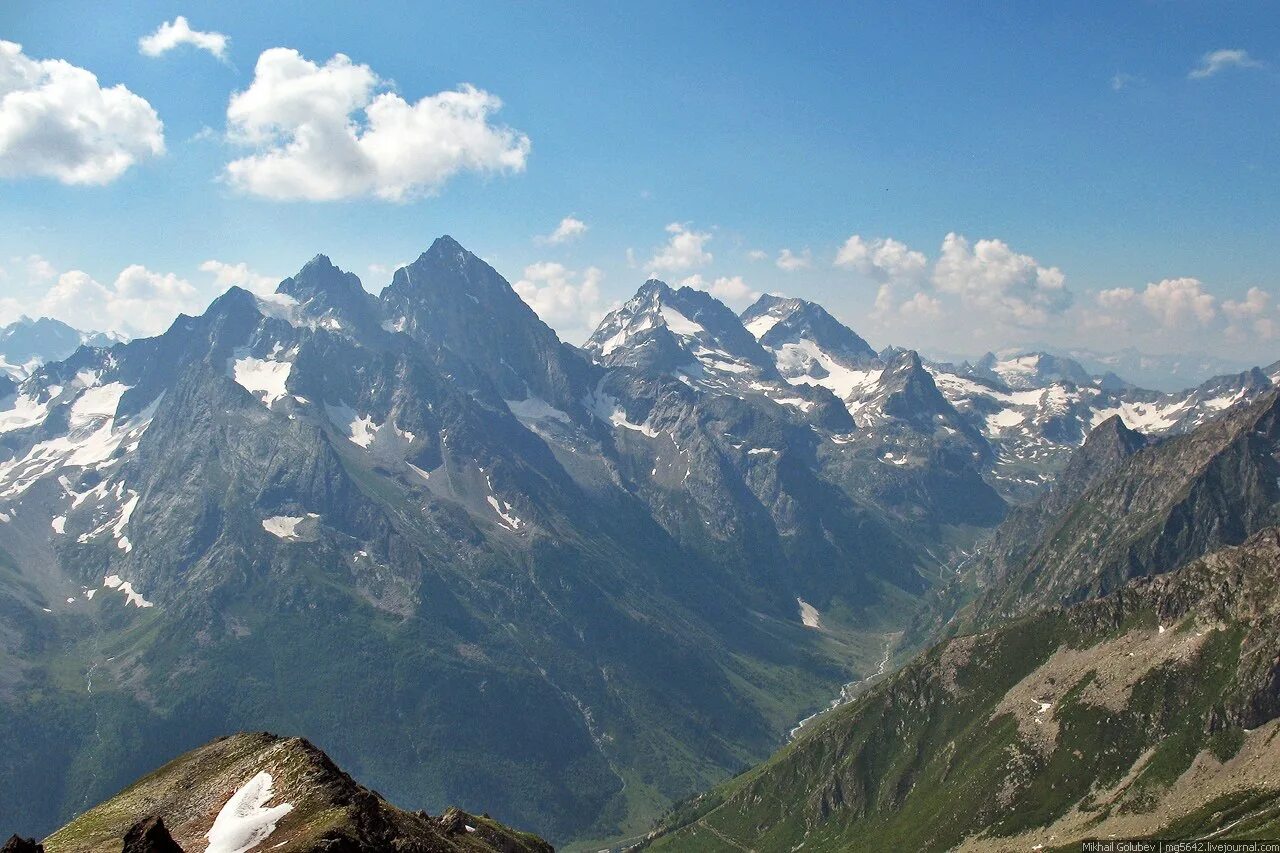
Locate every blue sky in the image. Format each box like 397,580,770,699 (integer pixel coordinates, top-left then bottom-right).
0,1,1277,362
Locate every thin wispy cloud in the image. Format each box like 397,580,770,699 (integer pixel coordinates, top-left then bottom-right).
1189,48,1265,79
1110,73,1140,91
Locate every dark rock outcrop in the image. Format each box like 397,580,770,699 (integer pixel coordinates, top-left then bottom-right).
120,818,182,853
1,837,42,853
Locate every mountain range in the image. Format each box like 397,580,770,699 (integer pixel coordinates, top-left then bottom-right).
0,236,1276,848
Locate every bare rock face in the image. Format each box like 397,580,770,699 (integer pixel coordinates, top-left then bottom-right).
1,837,43,853
120,818,182,853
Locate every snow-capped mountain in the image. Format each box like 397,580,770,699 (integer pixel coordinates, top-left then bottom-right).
0,239,992,843
724,294,1279,501
1,237,1275,846
741,294,877,390
586,279,780,380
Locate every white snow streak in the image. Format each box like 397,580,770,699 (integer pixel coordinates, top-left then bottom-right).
205,771,294,853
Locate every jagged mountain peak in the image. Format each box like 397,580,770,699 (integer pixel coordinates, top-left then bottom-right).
202,284,260,319
383,236,519,311
425,232,467,260
741,291,798,316
740,294,875,364
968,350,1096,391
277,255,366,301
272,255,380,336
1050,413,1153,506
634,277,674,297
380,235,592,408
584,277,777,378
0,316,125,381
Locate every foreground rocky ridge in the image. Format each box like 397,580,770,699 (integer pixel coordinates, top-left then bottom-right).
28,732,551,853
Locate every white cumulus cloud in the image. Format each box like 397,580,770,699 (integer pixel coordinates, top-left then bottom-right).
1189,48,1265,79
680,273,759,308
836,234,931,319
835,235,928,282
1087,278,1219,335
775,248,812,271
1223,286,1275,340
1140,277,1218,328
513,261,607,344
541,216,588,244
200,260,279,297
40,265,201,336
646,222,712,274
139,16,228,60
224,48,530,202
932,232,1070,327
0,41,164,185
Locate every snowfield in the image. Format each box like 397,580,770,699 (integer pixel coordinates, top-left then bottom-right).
205,771,294,853
797,597,822,629
262,515,317,540
230,353,293,407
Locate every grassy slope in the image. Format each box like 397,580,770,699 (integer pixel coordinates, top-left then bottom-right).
646,531,1280,851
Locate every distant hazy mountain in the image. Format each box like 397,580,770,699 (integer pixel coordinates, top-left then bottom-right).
924,345,1259,393
0,316,124,380
1061,346,1257,393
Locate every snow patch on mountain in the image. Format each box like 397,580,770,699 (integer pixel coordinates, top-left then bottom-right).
324,401,380,448
589,386,660,438
744,314,781,339
1090,399,1190,433
660,305,704,337
797,597,822,629
0,387,160,500
262,514,317,540
486,495,523,530
505,396,571,423
230,350,293,407
0,392,53,434
102,574,153,608
205,771,294,853
774,338,883,401
68,381,128,426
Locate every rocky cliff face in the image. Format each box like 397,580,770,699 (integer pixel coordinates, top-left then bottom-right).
963,391,1280,627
